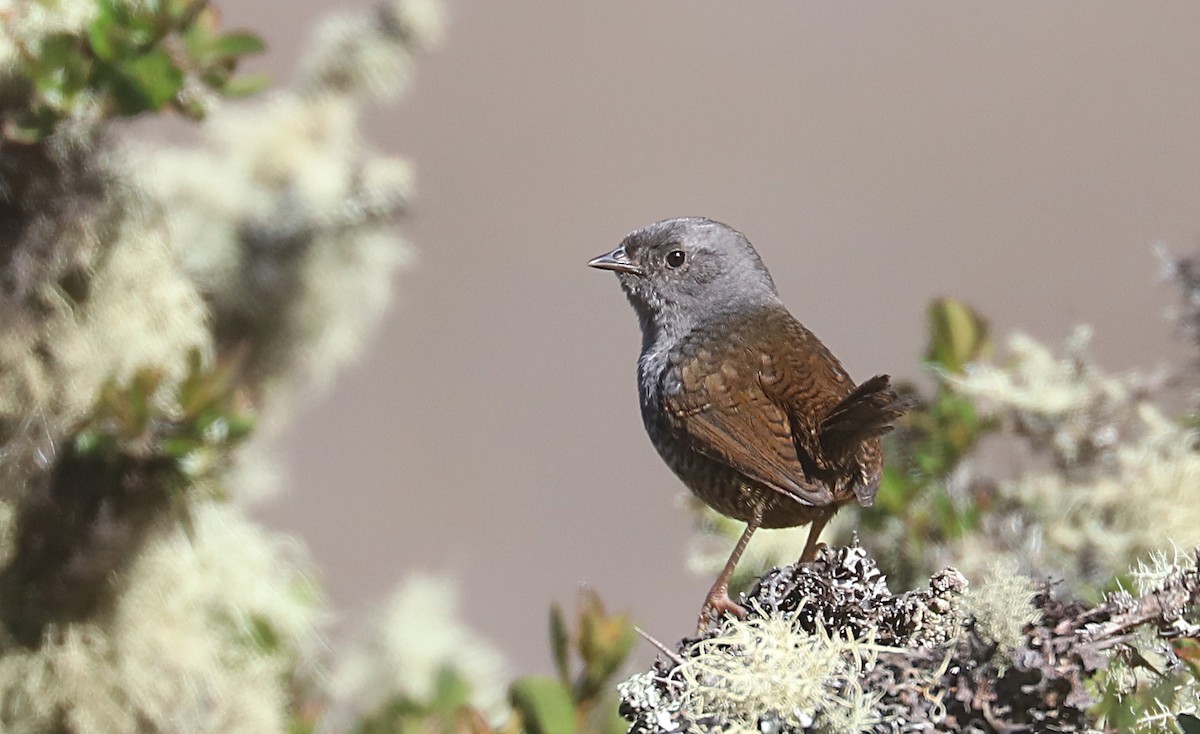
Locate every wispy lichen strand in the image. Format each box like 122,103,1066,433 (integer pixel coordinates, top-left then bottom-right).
138,1,434,416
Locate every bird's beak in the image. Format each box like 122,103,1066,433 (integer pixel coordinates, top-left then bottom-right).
587,245,641,275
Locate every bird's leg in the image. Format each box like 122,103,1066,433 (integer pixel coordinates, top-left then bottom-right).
697,505,762,635
798,515,831,564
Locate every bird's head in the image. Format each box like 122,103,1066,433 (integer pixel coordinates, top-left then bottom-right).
588,217,780,335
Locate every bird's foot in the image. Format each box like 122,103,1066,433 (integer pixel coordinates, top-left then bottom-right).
696,586,747,635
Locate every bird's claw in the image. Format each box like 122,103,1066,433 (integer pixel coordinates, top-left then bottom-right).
696,589,748,635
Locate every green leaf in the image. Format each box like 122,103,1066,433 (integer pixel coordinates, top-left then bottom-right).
87,7,121,61
107,48,184,114
925,298,991,374
577,591,602,665
224,414,256,442
591,623,635,683
168,0,209,24
161,437,198,460
572,590,635,702
31,33,90,107
35,33,80,71
182,22,214,58
432,666,472,713
222,72,270,98
121,3,160,46
509,676,576,734
349,695,426,734
601,699,631,734
127,367,165,433
549,602,572,686
73,430,101,456
1180,714,1200,734
207,31,265,60
248,614,282,654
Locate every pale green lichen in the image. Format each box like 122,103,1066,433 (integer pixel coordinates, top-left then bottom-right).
329,573,510,726
951,327,1153,468
0,1,211,436
941,330,1200,589
676,612,886,734
136,0,436,417
1107,616,1200,734
0,202,210,439
1133,683,1200,733
1130,544,1199,597
298,0,445,100
966,557,1040,666
1001,407,1200,588
0,505,320,734
0,2,446,733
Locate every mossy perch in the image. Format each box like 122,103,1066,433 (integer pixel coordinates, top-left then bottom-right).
620,544,1200,733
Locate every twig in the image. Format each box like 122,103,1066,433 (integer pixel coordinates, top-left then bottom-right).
635,626,684,666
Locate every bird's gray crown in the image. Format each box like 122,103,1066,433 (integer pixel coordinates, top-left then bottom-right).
610,217,782,338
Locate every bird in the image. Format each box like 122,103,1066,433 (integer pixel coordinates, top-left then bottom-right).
588,217,909,633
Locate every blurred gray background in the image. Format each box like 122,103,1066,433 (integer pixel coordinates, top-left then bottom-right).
222,2,1200,669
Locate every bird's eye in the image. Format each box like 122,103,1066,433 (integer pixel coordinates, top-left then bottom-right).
666,250,686,268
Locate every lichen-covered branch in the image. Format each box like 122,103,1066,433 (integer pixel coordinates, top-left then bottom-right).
0,1,446,732
620,545,1200,733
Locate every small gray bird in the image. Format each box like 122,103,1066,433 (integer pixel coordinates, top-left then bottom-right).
589,217,908,632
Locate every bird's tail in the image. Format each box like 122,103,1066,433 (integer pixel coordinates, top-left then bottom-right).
818,374,910,459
